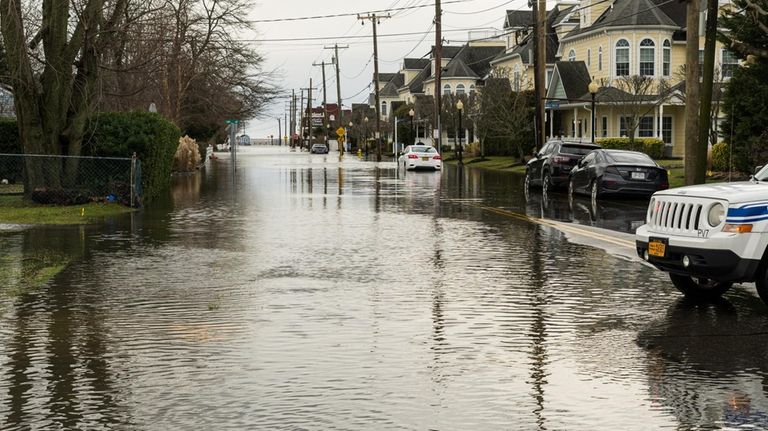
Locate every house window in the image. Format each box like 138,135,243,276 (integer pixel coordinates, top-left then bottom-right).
469,84,476,95
568,49,576,62
722,49,739,79
661,116,672,144
616,39,630,76
639,39,655,76
443,84,452,95
381,101,387,116
456,83,466,95
601,116,608,137
598,46,603,71
513,71,521,91
663,40,671,76
587,48,591,66
638,116,654,137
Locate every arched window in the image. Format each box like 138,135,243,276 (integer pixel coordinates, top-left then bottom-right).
456,84,466,95
663,40,671,76
568,49,576,62
639,38,656,76
615,39,630,76
381,101,387,116
598,46,603,71
469,84,476,95
443,84,452,95
587,48,592,66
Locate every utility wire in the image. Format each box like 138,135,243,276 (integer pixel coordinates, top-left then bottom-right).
246,1,463,23
444,0,518,15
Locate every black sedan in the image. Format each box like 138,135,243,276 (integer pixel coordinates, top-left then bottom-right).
568,149,669,199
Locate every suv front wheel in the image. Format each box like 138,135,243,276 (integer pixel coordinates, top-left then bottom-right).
669,273,732,300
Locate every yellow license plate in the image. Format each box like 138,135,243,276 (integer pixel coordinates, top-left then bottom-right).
648,240,666,257
421,157,429,161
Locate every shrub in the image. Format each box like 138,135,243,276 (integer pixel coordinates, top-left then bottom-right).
173,135,201,172
595,137,665,159
710,142,730,171
85,111,180,202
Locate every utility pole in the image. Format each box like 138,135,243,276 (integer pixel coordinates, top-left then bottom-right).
684,0,701,185
531,0,547,152
313,60,330,146
326,44,349,155
291,90,296,147
358,13,391,162
277,118,282,147
302,79,313,150
299,89,305,149
698,0,718,184
434,0,442,152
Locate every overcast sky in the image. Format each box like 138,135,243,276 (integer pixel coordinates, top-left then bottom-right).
246,0,533,139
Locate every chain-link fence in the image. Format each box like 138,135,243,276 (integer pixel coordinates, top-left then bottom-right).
0,153,141,207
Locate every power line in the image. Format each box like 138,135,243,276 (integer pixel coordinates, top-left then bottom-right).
444,0,518,15
246,1,463,23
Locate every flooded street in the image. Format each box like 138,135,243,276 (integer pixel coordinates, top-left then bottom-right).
2,146,768,430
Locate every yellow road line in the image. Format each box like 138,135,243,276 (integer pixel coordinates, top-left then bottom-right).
476,205,636,250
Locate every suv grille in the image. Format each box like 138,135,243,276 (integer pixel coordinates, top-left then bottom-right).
648,198,704,233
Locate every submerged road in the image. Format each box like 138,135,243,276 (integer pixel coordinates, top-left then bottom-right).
1,146,768,430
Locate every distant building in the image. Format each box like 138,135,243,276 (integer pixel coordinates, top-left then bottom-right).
0,86,15,119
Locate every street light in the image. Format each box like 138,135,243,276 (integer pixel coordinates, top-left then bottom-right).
409,108,415,145
456,99,464,165
363,116,369,155
588,79,599,144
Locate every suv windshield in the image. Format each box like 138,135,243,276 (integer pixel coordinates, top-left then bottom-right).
561,145,599,156
756,165,768,181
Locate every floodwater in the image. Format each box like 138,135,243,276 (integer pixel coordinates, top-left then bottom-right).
1,146,768,430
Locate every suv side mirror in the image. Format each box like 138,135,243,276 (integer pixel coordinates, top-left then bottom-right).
756,165,764,174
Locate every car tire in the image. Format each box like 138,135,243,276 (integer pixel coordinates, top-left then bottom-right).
568,177,575,198
524,169,531,191
590,179,601,201
669,273,732,300
755,263,768,306
542,171,551,195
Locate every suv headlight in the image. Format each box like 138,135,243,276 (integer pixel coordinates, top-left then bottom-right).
708,203,726,227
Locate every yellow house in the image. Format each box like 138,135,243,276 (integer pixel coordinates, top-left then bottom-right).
544,0,738,157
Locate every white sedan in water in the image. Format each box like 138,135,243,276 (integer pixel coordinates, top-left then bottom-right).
398,144,442,171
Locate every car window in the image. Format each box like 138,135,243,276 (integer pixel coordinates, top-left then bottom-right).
539,143,551,156
561,145,599,156
605,151,653,164
412,146,436,153
581,153,596,166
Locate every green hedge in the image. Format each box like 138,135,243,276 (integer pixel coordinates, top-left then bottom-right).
86,111,180,202
595,137,665,159
711,142,729,171
0,120,20,154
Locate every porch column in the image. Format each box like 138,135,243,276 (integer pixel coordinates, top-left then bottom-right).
573,108,578,138
549,110,554,139
658,104,664,140
653,106,659,138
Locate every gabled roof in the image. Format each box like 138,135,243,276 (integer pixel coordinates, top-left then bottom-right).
403,58,430,70
547,61,591,101
492,7,563,66
406,64,432,94
504,10,534,29
430,45,463,59
375,73,401,83
443,45,506,79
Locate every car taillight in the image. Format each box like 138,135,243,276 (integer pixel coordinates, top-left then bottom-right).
407,154,419,159
552,156,570,164
605,166,621,175
432,155,441,160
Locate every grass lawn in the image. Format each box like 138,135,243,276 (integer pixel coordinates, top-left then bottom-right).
0,195,133,225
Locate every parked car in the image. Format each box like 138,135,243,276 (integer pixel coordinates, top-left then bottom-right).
310,144,328,154
569,149,669,199
635,164,768,304
399,144,442,171
525,140,600,194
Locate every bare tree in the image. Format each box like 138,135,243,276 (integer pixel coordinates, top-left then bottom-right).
598,75,673,150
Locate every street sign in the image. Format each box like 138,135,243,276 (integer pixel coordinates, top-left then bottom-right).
225,119,240,124
545,101,560,109
336,127,346,138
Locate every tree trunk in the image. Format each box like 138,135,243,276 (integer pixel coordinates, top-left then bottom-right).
684,0,702,185
698,0,718,179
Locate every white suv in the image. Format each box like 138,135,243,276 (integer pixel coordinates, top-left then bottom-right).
636,165,768,304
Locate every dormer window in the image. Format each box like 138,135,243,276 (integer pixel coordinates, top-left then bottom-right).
568,49,576,62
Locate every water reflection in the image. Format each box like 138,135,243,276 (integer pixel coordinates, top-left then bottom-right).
638,294,768,429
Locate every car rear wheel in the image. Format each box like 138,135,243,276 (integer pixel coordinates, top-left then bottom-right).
755,263,768,306
568,178,575,198
669,273,732,300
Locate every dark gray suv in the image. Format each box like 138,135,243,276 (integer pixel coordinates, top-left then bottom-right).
525,140,600,194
